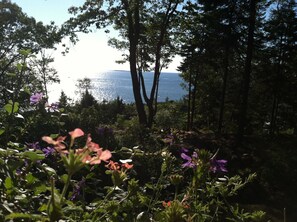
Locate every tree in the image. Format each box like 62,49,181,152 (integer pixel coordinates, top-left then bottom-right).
178,0,249,133
0,0,62,104
236,0,258,141
63,0,182,127
30,51,60,100
264,0,297,134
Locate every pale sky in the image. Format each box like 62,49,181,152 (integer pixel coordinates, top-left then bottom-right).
11,0,181,80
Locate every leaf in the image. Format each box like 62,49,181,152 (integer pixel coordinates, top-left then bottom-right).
23,151,45,162
34,184,48,195
15,194,27,202
6,72,16,77
50,133,59,139
60,174,68,184
15,113,25,119
26,173,37,185
43,165,57,175
0,128,5,136
19,49,31,56
16,63,23,72
5,213,42,220
38,204,48,212
22,85,31,94
4,101,19,113
6,88,14,93
4,177,13,190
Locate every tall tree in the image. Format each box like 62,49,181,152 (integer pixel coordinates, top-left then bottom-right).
64,0,182,127
237,0,258,141
0,0,62,104
30,51,60,100
264,0,297,134
178,0,248,133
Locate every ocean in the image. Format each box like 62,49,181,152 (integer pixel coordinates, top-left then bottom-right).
48,70,186,103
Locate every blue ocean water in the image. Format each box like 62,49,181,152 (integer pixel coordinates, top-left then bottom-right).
49,70,186,103
89,70,186,103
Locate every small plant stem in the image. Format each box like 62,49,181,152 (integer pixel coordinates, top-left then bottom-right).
61,173,72,205
174,185,178,200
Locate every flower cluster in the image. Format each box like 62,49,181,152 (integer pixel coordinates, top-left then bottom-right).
181,150,198,168
70,178,86,201
210,157,227,173
26,141,55,157
105,159,133,187
106,160,133,171
42,128,112,165
45,102,59,112
30,92,44,105
180,148,227,173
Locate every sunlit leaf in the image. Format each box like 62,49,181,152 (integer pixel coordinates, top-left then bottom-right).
4,101,19,113
23,151,45,162
6,72,16,77
34,184,48,195
4,177,13,190
26,173,37,185
43,165,57,175
6,88,14,93
16,63,23,72
5,213,42,220
15,113,25,119
38,204,48,212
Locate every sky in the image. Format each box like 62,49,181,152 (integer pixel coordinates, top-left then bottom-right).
11,0,181,80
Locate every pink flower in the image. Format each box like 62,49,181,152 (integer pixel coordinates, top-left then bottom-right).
86,149,112,165
86,134,100,152
69,128,84,140
42,136,68,154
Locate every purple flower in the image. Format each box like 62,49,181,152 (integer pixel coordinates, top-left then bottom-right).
26,142,41,150
70,178,86,201
181,151,198,168
46,102,59,112
42,146,55,157
96,126,113,136
30,92,43,105
210,158,227,173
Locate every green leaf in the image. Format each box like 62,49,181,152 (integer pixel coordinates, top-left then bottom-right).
23,151,45,162
4,177,13,190
4,101,19,113
60,174,68,184
26,173,37,185
50,133,59,139
23,85,31,94
0,128,5,136
38,204,48,212
43,165,57,175
34,184,48,195
19,49,31,56
6,72,16,77
5,213,42,220
16,63,23,72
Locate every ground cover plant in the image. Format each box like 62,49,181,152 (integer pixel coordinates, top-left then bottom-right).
0,87,275,221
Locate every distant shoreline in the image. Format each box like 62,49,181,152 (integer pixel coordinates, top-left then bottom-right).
111,70,180,74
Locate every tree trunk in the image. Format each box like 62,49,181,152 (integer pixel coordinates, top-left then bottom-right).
123,0,147,126
237,0,257,141
218,44,230,134
187,70,192,131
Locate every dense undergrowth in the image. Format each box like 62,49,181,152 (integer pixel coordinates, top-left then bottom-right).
0,92,296,221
